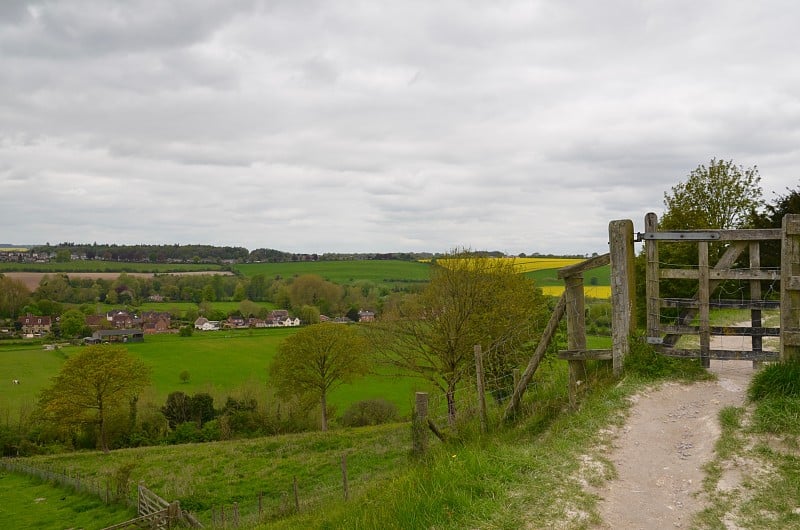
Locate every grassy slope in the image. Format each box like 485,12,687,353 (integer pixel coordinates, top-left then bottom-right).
0,470,134,529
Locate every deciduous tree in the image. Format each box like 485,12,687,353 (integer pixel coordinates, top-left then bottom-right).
269,323,369,431
370,251,549,424
661,158,763,230
37,345,151,453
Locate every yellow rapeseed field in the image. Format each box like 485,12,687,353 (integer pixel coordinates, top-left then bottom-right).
428,256,610,298
432,256,584,272
540,285,612,298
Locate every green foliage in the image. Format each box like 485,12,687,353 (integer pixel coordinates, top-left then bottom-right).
373,251,551,424
270,324,370,431
661,158,763,230
340,399,398,427
0,275,30,318
36,345,151,453
58,308,87,338
748,360,800,401
623,338,711,382
178,325,193,337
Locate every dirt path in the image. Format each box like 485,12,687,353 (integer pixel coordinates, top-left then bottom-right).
595,357,756,529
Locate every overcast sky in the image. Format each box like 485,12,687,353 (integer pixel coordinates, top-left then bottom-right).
2,1,799,255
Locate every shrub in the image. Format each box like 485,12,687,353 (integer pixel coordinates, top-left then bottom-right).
341,399,398,427
748,360,800,401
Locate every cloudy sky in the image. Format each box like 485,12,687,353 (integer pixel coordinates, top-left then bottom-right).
2,1,799,255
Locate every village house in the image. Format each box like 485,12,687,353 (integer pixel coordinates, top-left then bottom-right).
18,314,52,336
193,317,220,331
358,310,376,323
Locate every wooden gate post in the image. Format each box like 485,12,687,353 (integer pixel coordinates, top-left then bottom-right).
565,273,586,409
781,214,800,361
645,213,660,344
609,219,635,376
412,392,429,455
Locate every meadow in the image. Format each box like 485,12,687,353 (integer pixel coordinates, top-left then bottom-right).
0,328,433,424
235,259,431,290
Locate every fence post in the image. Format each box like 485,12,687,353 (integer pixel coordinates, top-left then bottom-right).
565,272,586,409
782,214,800,362
341,454,349,501
412,392,429,455
609,219,635,377
645,213,660,345
474,345,488,433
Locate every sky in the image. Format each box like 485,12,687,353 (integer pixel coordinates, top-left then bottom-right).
2,1,800,256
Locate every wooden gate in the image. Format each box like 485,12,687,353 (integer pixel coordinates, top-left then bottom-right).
643,212,800,365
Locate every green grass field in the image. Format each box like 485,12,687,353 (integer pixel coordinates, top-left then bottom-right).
235,260,431,285
0,470,134,529
0,328,433,423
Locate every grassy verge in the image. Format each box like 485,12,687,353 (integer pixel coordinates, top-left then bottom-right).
696,361,800,529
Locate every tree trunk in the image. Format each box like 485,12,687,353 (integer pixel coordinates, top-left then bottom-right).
321,392,328,432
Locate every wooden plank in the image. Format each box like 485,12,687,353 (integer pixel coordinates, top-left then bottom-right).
660,298,780,310
699,241,710,368
556,253,610,279
660,268,782,281
661,325,780,336
659,348,780,361
641,228,781,241
750,241,763,366
558,349,613,360
787,276,800,290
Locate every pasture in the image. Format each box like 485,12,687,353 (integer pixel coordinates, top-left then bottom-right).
235,260,431,285
0,470,133,529
0,328,432,424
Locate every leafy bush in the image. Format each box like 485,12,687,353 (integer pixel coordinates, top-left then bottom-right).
748,361,800,401
340,399,398,427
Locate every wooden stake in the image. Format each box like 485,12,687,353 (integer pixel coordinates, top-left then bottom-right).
474,344,488,433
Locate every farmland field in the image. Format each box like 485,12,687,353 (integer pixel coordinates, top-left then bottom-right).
0,329,432,423
235,260,431,285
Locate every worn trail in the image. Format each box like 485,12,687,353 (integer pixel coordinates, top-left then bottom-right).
595,359,754,529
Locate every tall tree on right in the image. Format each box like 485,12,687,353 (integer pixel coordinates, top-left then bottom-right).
661,158,763,231
636,159,765,322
